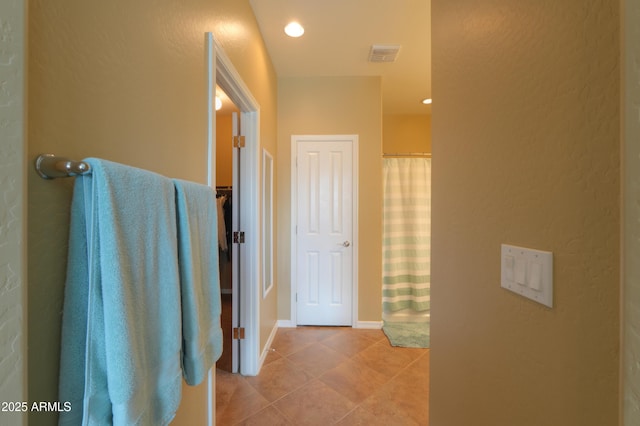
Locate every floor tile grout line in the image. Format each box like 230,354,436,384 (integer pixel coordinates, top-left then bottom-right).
240,365,323,420
247,334,384,424
270,402,296,426
218,327,428,425
369,346,430,391
333,401,362,425
235,376,330,425
329,345,426,425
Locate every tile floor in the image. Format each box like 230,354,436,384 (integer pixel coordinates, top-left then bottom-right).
216,326,429,425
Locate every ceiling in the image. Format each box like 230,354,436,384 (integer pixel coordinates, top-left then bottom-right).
248,0,431,116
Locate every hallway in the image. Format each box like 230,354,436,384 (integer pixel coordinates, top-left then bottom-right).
216,326,429,425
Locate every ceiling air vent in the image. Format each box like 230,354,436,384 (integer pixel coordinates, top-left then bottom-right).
368,45,401,63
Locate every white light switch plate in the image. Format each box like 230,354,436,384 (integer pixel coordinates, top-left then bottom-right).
501,244,553,308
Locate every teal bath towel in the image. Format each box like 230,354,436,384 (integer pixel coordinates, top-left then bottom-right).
173,179,223,385
59,158,182,425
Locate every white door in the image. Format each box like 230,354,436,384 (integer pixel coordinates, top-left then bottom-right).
295,136,356,326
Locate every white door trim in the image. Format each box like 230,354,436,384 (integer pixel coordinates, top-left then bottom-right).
290,135,359,327
207,33,260,382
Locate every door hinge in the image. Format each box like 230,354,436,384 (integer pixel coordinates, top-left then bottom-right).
233,135,246,148
233,231,245,244
233,327,245,340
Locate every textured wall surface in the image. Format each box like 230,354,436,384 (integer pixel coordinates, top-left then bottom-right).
623,0,640,423
431,1,620,425
216,113,234,188
0,0,26,425
382,114,431,154
28,1,277,424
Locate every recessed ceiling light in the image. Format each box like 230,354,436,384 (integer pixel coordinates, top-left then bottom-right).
284,22,304,38
422,98,432,105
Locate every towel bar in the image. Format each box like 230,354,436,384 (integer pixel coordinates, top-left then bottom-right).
35,154,91,179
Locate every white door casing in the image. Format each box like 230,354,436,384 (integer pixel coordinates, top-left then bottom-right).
292,135,359,326
207,33,261,382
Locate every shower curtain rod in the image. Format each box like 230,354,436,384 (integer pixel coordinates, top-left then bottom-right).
35,154,91,180
383,152,431,158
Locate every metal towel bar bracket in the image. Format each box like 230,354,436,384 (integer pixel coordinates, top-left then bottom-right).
35,154,91,179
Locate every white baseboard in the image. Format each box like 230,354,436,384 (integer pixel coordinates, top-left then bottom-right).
355,320,383,329
276,320,382,329
277,319,297,328
258,322,279,373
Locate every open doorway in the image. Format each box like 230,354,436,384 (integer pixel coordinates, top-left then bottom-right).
214,86,239,372
206,33,261,377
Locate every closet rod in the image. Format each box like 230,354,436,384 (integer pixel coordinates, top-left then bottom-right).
35,154,91,180
383,152,431,158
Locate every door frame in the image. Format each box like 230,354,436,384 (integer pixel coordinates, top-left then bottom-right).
206,33,260,379
290,135,359,327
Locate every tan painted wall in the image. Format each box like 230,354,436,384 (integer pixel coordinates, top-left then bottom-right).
431,1,620,425
0,1,27,426
382,114,431,154
277,76,383,323
216,113,234,187
623,0,640,423
27,1,277,424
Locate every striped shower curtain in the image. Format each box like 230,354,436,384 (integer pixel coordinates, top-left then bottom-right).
382,158,431,314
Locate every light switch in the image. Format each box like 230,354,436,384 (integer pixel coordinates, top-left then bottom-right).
529,261,542,291
501,244,553,308
515,258,526,285
505,255,515,281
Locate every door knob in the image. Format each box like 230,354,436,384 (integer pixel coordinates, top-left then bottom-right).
342,241,351,247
